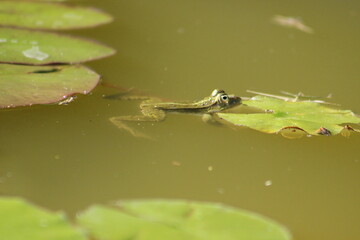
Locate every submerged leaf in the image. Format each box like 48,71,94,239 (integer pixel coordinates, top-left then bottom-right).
218,95,360,137
0,197,85,240
77,199,291,240
0,28,115,65
0,64,100,108
0,2,112,30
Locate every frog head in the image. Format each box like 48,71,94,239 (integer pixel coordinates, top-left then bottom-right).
209,89,242,112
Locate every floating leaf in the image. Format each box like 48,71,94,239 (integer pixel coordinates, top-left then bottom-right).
8,0,67,1
218,95,360,137
272,15,314,34
0,64,100,108
0,2,112,30
77,199,291,240
0,197,85,240
0,28,115,65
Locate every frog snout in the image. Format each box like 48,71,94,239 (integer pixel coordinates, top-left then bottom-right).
230,96,242,106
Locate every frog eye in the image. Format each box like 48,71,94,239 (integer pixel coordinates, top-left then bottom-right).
221,95,228,101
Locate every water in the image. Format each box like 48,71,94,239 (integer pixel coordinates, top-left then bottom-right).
1,0,360,239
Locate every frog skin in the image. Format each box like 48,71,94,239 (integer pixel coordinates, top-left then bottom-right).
109,89,242,139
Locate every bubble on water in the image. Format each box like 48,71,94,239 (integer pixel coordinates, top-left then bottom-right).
177,27,185,34
172,161,181,166
217,188,225,194
23,46,49,61
264,180,272,186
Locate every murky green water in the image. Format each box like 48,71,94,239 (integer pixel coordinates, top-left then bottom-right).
1,0,360,239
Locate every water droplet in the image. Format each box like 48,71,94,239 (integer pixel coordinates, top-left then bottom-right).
23,46,49,61
217,188,225,194
36,20,44,26
52,20,64,28
39,219,48,227
63,13,83,20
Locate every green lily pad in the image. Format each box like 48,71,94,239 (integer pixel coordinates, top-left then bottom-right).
0,28,115,65
0,197,85,240
218,95,360,137
77,199,291,240
0,2,112,30
0,64,100,108
9,0,67,1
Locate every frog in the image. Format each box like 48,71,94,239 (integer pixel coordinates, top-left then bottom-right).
108,89,242,139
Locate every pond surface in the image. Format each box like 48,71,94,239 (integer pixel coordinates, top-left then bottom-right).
1,0,360,239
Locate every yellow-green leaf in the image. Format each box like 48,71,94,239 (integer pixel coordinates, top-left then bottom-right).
0,28,115,65
0,197,85,240
0,1,112,30
77,200,291,240
0,64,100,108
218,95,360,137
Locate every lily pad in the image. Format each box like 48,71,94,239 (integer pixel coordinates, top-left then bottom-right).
12,0,66,1
218,95,360,137
0,197,85,240
0,2,112,30
0,28,115,65
77,199,291,240
0,64,100,108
